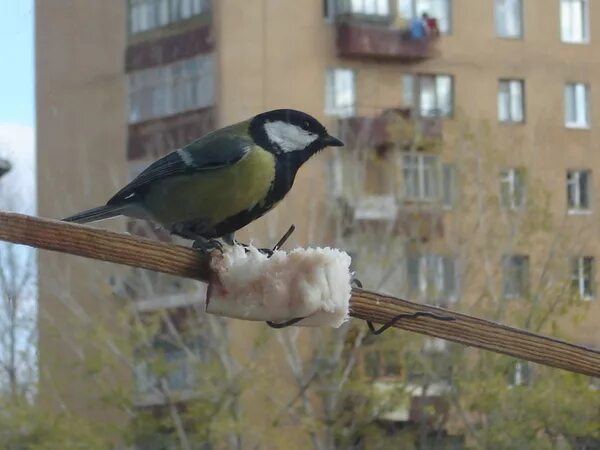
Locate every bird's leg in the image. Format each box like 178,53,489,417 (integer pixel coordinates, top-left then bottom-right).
222,233,236,246
192,236,223,254
237,225,296,258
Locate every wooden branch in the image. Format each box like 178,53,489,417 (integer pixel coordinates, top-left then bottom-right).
1,212,598,377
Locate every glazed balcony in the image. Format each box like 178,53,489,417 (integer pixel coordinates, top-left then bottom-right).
128,107,216,160
337,108,443,150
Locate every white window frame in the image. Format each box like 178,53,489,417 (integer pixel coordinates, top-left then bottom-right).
500,168,526,210
502,254,529,299
567,170,591,213
128,54,215,124
565,83,590,128
325,68,356,118
498,79,525,123
349,0,391,16
571,256,595,300
508,361,531,386
495,0,523,38
407,254,458,304
402,153,439,201
397,0,452,34
403,74,453,117
560,0,589,44
442,164,456,209
128,0,209,35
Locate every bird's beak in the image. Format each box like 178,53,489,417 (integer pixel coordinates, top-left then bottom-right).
321,134,344,147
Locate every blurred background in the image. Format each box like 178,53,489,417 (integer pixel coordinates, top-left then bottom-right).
0,0,599,448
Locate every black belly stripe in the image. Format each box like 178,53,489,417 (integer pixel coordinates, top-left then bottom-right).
209,152,304,238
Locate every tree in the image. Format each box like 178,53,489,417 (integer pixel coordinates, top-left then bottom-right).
23,112,600,450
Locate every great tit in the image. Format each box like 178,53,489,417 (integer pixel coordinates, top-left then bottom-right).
63,109,344,251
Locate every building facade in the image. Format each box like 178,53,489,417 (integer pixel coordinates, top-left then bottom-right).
37,0,599,447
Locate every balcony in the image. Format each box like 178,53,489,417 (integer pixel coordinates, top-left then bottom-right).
338,194,444,240
338,108,443,150
374,381,450,423
336,22,438,62
126,24,215,72
128,107,216,159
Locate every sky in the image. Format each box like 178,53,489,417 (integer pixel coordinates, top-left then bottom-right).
0,0,35,210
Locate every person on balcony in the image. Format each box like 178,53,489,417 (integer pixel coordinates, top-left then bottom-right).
422,12,440,37
409,14,426,40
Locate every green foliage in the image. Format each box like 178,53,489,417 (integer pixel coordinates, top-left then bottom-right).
0,397,112,450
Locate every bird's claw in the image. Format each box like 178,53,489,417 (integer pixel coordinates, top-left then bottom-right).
237,242,274,257
192,238,223,254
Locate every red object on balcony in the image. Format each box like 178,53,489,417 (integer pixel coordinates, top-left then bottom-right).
336,22,438,61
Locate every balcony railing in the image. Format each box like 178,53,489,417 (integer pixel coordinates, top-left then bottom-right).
128,107,216,159
337,108,443,150
336,22,438,62
338,193,444,239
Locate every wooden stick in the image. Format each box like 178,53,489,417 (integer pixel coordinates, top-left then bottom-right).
1,212,598,377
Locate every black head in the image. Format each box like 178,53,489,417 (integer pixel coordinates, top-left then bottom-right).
249,109,344,156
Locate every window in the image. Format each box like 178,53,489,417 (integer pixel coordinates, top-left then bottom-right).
128,0,209,35
349,0,390,16
407,254,458,305
500,168,526,210
325,68,356,117
498,79,524,123
502,255,529,298
565,83,590,128
571,256,594,299
402,74,453,117
567,170,591,212
398,0,452,33
135,336,207,394
508,361,531,386
495,0,522,37
324,0,336,19
442,164,456,208
403,153,439,201
128,55,215,123
561,0,589,43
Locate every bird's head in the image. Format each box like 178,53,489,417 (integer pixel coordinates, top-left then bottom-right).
249,109,344,158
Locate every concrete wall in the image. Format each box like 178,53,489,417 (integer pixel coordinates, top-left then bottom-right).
36,0,129,421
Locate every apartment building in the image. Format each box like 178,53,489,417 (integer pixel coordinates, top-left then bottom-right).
37,0,599,447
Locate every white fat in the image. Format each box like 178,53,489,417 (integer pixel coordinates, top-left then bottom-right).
206,245,352,328
264,121,319,153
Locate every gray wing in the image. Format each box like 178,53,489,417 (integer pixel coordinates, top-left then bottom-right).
108,130,251,205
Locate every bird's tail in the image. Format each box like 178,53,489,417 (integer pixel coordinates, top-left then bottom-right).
62,203,132,224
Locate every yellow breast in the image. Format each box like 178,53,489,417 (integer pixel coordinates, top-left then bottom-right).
144,147,276,227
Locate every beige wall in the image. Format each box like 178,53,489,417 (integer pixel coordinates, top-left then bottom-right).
237,0,597,345
36,0,129,420
36,0,599,428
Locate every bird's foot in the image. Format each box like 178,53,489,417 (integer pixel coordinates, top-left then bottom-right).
237,225,296,259
192,238,224,254
235,241,274,257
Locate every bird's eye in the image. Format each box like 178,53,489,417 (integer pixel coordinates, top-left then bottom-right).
303,121,310,129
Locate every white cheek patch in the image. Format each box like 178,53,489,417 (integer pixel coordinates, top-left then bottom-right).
264,121,319,153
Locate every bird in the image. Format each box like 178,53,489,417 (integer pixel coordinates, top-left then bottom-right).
63,109,344,252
